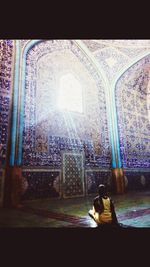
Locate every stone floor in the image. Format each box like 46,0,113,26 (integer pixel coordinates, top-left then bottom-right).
0,190,150,227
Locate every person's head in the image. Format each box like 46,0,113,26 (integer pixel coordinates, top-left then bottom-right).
98,184,107,197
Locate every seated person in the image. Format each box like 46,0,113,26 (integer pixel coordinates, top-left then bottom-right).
88,184,118,226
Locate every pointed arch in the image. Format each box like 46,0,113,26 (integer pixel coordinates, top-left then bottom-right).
112,52,150,168
17,40,41,165
77,40,117,168
16,39,116,168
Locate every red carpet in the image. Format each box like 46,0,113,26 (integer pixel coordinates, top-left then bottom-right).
16,205,150,227
18,206,90,226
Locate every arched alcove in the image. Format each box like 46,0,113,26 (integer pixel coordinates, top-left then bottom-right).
115,54,150,190
17,40,113,199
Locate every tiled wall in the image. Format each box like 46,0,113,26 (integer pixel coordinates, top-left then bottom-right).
21,170,61,200
1,40,150,201
116,55,150,169
124,170,150,191
86,170,112,195
0,40,14,167
22,40,111,169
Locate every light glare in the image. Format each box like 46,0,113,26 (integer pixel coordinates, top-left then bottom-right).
57,73,83,113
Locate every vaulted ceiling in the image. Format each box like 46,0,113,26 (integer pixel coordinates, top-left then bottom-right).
20,39,150,85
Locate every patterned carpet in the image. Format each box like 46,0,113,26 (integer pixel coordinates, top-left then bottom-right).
117,207,150,220
19,206,90,227
17,205,150,228
1,191,150,227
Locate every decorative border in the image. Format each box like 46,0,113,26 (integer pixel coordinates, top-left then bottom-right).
11,40,150,172
112,52,150,168
10,40,20,165
16,40,112,169
0,40,14,167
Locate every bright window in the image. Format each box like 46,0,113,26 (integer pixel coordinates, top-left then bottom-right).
57,73,83,113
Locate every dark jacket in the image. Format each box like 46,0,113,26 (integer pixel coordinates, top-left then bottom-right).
93,196,118,224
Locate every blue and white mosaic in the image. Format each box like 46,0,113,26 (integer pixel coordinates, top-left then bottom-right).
116,55,150,168
0,40,14,166
22,40,111,168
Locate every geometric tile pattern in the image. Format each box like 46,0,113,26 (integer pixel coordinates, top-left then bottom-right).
22,40,111,169
0,40,14,166
82,40,108,52
22,135,111,168
62,152,84,198
94,47,130,83
124,170,150,191
21,171,60,200
116,55,150,168
82,40,150,57
86,170,112,195
116,46,150,60
83,40,150,92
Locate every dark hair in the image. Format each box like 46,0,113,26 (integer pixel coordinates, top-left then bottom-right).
98,184,107,197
